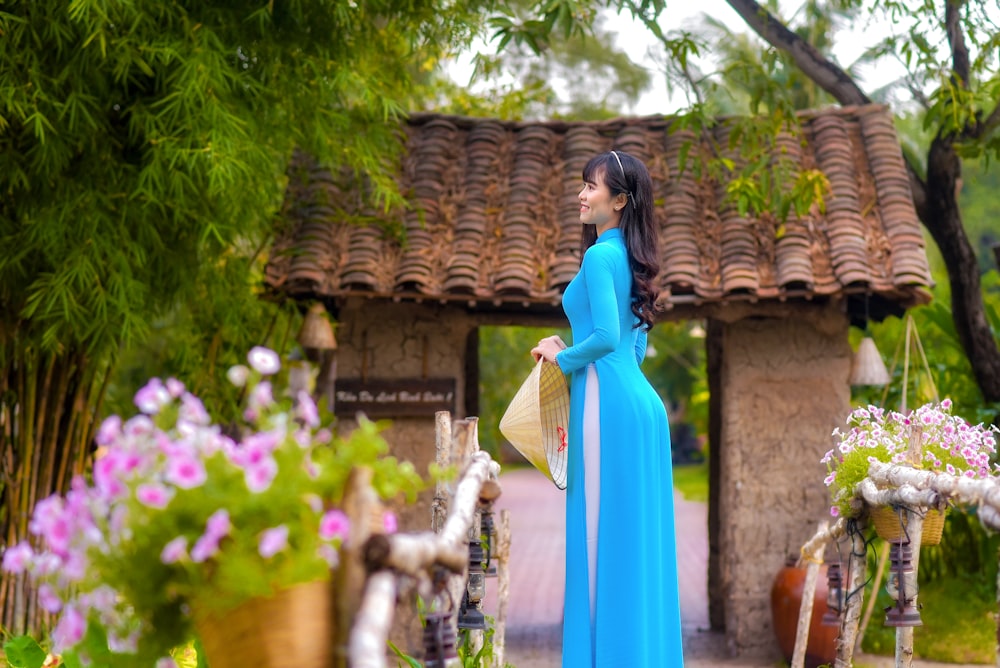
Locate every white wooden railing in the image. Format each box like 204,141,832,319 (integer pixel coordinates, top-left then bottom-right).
347,412,509,668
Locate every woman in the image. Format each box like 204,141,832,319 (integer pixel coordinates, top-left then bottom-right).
531,150,684,667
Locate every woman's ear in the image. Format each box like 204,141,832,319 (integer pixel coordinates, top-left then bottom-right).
614,193,628,211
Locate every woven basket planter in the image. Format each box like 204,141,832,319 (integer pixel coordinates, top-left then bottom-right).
196,579,333,668
870,505,946,545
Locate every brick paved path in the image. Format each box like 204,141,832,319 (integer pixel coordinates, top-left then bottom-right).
484,468,988,668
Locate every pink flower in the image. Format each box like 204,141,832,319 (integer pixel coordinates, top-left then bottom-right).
245,458,278,493
52,604,86,652
95,415,122,446
2,542,34,573
160,536,188,564
157,659,180,668
296,391,320,428
29,497,72,556
191,534,221,563
320,509,350,541
165,454,206,489
179,393,210,425
136,483,173,509
134,378,171,415
382,511,398,534
829,506,840,517
205,510,231,539
37,583,62,613
248,347,281,375
258,525,289,558
317,544,341,568
93,454,128,500
165,378,186,398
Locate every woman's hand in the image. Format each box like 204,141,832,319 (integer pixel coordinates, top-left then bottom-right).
531,335,567,365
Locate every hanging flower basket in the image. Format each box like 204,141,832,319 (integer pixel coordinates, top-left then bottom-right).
196,579,334,668
869,505,946,546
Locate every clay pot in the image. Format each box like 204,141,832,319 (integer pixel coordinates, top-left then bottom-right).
770,555,839,668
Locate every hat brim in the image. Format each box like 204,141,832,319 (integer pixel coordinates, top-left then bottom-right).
499,359,569,490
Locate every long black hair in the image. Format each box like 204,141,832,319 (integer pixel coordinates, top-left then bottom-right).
580,150,660,331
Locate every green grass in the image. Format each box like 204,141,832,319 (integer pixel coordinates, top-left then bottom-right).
861,573,996,663
673,461,708,503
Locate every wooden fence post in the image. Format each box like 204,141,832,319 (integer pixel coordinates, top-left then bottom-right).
493,510,511,668
792,521,827,668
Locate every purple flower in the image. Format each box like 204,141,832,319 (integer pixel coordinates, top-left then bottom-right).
2,542,34,573
383,511,398,534
165,454,206,489
52,604,86,652
248,347,281,375
258,525,289,558
134,378,171,415
320,509,350,541
157,659,180,668
160,537,188,564
136,483,173,509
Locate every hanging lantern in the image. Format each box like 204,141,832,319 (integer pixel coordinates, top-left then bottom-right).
297,302,337,352
884,541,922,627
422,611,458,668
821,562,843,627
480,507,497,578
849,336,891,387
457,540,487,630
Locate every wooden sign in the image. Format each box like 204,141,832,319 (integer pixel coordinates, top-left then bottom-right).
333,378,456,418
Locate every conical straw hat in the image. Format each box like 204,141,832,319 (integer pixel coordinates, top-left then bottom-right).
499,359,570,490
849,336,891,386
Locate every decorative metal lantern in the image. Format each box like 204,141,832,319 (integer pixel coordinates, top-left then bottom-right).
422,611,458,668
480,507,497,578
885,541,922,627
821,562,843,627
457,540,487,630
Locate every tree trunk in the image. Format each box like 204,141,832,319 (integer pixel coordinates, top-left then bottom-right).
922,137,1000,401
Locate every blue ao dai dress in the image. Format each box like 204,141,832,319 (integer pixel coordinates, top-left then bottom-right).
553,228,685,667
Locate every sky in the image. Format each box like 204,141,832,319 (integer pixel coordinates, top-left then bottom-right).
446,0,910,116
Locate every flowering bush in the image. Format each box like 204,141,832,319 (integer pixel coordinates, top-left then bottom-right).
2,346,425,666
822,399,1000,518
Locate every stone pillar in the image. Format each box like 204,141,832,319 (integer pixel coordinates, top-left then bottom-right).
717,306,851,659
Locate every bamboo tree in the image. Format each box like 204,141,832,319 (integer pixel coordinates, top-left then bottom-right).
0,0,495,634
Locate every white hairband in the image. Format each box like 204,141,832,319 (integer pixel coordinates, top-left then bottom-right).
610,150,634,204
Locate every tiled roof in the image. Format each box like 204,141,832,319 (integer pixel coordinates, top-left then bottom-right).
265,104,932,317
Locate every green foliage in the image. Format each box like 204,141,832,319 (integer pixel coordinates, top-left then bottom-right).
0,0,492,380
672,461,709,503
2,635,47,668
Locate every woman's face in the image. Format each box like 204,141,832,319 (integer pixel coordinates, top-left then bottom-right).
578,168,625,233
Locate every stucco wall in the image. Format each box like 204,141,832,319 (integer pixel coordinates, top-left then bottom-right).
718,309,851,658
332,298,477,532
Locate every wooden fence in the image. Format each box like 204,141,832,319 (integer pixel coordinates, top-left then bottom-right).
347,412,509,668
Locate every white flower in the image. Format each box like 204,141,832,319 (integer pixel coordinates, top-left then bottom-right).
247,347,281,375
